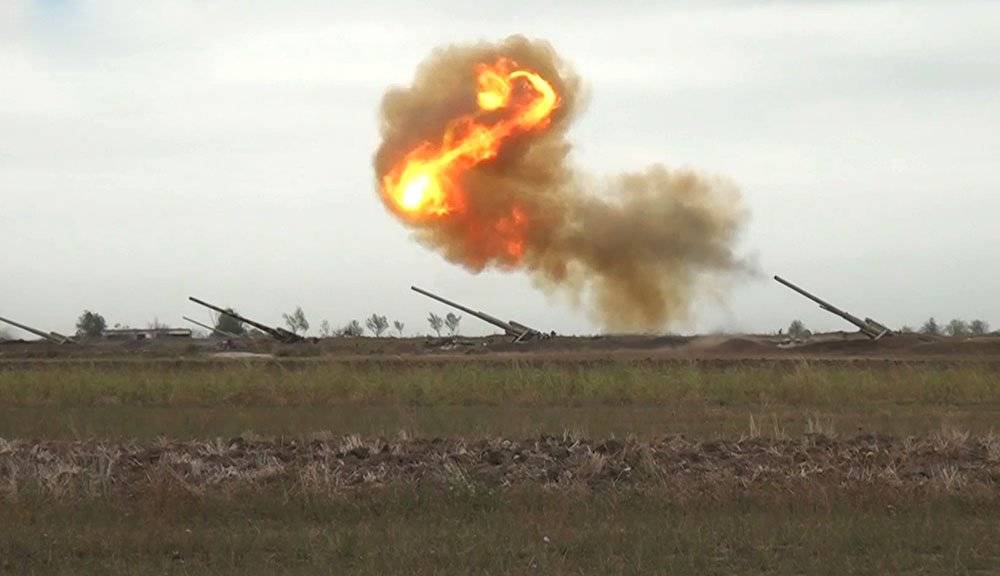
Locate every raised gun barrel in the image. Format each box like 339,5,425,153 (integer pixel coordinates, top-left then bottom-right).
773,275,890,340
188,297,304,343
410,286,543,342
182,316,241,339
0,315,74,344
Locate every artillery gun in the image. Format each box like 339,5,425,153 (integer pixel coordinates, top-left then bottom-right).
774,275,892,340
411,286,548,343
0,315,76,344
182,316,242,339
188,297,307,344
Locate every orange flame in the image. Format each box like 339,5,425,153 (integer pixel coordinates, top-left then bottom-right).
380,58,560,232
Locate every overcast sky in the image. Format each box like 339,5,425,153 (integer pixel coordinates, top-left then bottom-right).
2,0,999,338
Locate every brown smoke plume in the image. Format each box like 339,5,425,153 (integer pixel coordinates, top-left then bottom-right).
374,36,749,331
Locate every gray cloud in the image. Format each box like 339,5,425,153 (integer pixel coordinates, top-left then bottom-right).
2,0,998,337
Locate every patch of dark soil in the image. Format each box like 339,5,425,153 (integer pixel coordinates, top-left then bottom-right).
708,338,775,355
2,432,996,495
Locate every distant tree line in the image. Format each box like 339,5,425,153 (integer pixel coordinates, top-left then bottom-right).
5,306,472,342
784,317,992,338
22,308,997,343
309,310,466,339
908,317,991,337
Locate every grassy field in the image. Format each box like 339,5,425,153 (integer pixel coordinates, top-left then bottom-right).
5,360,1000,406
3,488,999,575
2,358,999,574
1,360,999,439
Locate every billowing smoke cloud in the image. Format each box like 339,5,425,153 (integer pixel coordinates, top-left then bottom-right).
374,35,749,331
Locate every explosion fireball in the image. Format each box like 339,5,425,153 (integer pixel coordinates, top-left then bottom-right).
382,58,558,222
375,36,749,331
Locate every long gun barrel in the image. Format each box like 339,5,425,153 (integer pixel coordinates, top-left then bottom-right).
411,286,543,342
188,297,304,343
773,275,890,340
0,315,74,344
182,316,241,339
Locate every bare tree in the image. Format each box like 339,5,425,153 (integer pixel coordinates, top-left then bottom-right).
147,317,169,330
945,319,970,337
393,320,405,337
920,317,941,336
787,320,809,339
428,313,444,337
899,325,915,333
319,320,332,338
445,312,462,336
366,314,389,337
970,319,991,336
282,307,309,335
339,320,364,337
